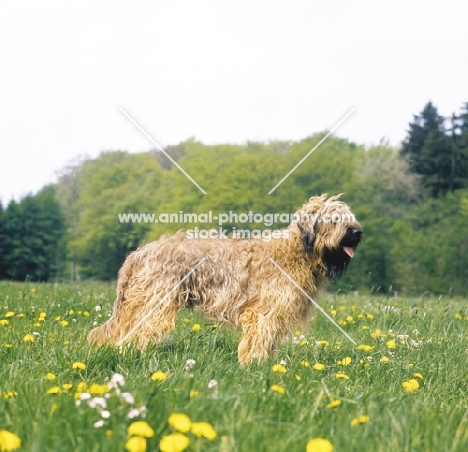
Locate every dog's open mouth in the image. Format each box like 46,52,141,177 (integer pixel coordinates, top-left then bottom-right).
342,246,355,258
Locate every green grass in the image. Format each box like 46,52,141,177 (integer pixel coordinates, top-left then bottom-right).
1,281,468,451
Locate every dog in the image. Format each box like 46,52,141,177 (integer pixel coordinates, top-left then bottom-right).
88,194,362,364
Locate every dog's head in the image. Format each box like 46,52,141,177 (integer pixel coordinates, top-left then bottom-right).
293,194,362,280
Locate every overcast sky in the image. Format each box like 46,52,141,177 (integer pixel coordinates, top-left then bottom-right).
1,1,467,203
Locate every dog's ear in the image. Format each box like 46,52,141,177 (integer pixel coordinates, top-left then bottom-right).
297,221,315,253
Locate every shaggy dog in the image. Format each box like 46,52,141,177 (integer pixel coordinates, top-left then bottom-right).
88,194,362,364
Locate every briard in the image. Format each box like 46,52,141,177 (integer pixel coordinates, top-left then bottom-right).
88,194,362,364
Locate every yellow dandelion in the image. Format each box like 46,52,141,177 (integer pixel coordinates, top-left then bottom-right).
326,400,342,409
362,325,369,330
151,371,167,381
17,314,24,318
125,436,146,452
82,311,90,317
335,373,350,380
413,373,424,379
191,422,217,440
313,363,325,371
272,364,287,373
168,413,191,433
183,318,190,323
160,433,190,452
306,437,333,452
189,390,200,398
68,310,74,315
338,357,351,366
357,344,375,352
402,379,420,393
127,421,155,438
319,340,329,346
0,429,21,451
330,309,337,316
88,383,110,394
23,334,35,343
47,386,62,394
62,384,73,390
380,356,390,363
300,360,310,367
105,430,113,437
50,403,59,414
366,314,374,319
191,323,201,332
0,320,9,326
455,313,463,320
338,320,347,326
270,384,285,394
4,312,15,318
295,374,302,381
371,329,386,339
72,362,86,370
44,373,56,380
351,415,369,426
386,339,396,349
4,344,12,348
60,320,69,327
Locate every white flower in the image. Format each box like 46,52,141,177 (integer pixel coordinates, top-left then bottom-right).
185,359,196,370
101,410,111,419
127,408,140,419
120,392,135,404
208,379,218,389
95,306,102,312
279,359,287,366
109,373,126,388
88,397,107,410
79,392,92,401
32,332,40,337
93,420,105,428
412,328,419,336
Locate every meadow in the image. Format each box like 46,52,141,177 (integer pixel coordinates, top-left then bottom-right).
1,281,468,452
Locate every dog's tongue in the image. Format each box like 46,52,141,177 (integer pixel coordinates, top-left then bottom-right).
343,246,354,258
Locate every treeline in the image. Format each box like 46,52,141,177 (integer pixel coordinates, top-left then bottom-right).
1,102,468,295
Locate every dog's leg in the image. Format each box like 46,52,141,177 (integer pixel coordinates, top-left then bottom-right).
237,309,281,365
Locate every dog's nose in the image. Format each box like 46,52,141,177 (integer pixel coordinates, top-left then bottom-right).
351,228,362,236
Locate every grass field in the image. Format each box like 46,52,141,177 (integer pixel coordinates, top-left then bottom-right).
1,281,468,451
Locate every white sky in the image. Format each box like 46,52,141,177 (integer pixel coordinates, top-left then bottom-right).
1,1,467,203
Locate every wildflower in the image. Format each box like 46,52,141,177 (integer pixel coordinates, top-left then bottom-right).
168,413,191,433
0,320,8,326
60,320,69,326
191,422,217,440
125,436,146,452
326,400,342,409
380,356,390,363
413,373,424,379
151,371,167,381
338,320,347,326
160,433,190,452
50,403,59,414
101,410,111,419
109,373,126,388
335,373,350,380
362,325,369,330
272,364,286,373
366,314,374,319
185,359,196,370
306,437,333,452
62,384,73,390
338,357,351,366
357,344,375,352
301,360,310,367
127,421,154,437
319,340,329,346
351,415,369,426
120,392,135,404
72,362,86,370
87,383,109,395
386,339,396,349
23,334,35,343
295,374,302,381
0,429,21,451
44,373,56,380
95,306,102,312
47,386,62,394
402,379,420,393
371,329,386,339
270,385,285,394
88,397,107,410
83,311,90,317
94,420,105,428
330,309,337,316
105,430,113,437
190,390,200,398
192,323,201,332
4,312,15,318
313,363,325,371
207,379,218,389
455,313,463,320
